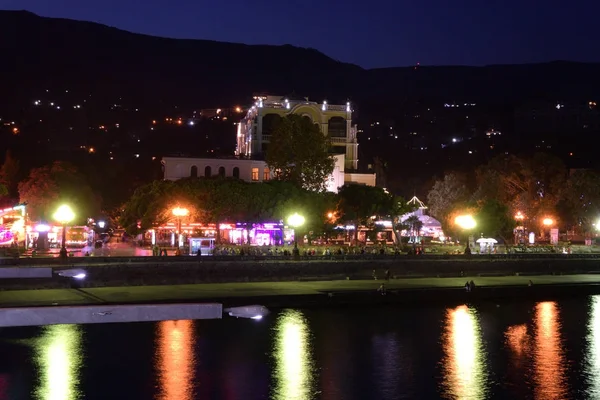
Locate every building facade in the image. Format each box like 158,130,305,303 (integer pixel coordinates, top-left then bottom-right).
162,154,352,192
236,95,359,171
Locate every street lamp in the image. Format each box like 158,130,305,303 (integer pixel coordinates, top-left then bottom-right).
455,214,476,254
514,212,525,244
54,205,75,258
542,217,554,242
172,207,189,248
288,213,305,256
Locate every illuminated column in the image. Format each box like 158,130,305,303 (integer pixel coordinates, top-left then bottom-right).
34,324,83,400
440,305,487,399
272,310,314,400
256,115,263,155
156,320,196,400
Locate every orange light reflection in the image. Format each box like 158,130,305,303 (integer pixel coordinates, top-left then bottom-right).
505,324,529,357
534,302,567,400
441,305,486,399
156,320,196,400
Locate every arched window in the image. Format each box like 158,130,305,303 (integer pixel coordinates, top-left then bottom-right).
233,167,240,179
328,116,346,137
190,165,198,177
204,166,212,177
218,166,225,177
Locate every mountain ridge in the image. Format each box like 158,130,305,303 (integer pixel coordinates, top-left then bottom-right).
1,10,599,111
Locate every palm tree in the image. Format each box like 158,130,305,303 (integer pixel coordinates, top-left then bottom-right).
405,215,423,243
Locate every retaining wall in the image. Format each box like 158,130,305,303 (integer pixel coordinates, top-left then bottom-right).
1,256,599,290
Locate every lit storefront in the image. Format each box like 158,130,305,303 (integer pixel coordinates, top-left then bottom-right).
29,225,91,249
147,221,293,247
0,204,26,247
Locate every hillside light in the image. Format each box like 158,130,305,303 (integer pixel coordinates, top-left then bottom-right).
54,205,75,258
288,213,305,256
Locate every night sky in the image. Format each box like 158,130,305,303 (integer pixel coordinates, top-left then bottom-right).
2,0,599,68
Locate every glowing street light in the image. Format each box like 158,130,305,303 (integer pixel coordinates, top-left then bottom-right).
543,218,554,227
172,207,189,249
455,215,476,230
455,215,476,253
515,211,525,221
288,213,305,256
54,205,75,258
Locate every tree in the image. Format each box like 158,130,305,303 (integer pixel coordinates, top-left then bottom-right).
475,199,515,242
337,184,397,243
426,173,469,233
266,114,334,191
0,150,20,198
558,169,600,232
474,153,566,226
18,161,99,223
404,215,423,243
120,178,210,235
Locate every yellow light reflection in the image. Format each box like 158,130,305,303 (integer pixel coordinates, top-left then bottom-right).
34,324,83,400
156,320,196,400
585,296,600,397
441,305,487,399
534,301,567,400
272,309,314,400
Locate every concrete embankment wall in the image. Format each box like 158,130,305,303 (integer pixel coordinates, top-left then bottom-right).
1,255,600,290
0,303,223,327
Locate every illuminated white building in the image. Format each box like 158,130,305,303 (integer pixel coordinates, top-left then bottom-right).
162,95,377,191
237,95,359,171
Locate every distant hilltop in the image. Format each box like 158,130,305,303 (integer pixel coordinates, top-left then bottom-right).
0,10,599,111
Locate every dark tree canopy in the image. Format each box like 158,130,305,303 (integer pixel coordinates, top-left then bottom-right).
265,114,334,192
18,161,99,223
0,150,20,199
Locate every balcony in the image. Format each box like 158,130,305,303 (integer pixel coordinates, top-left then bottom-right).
325,105,347,112
330,137,348,144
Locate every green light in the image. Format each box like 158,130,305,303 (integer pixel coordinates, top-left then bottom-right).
34,324,83,400
272,309,314,400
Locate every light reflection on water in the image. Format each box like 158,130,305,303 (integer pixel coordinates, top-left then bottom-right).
33,324,83,400
371,332,411,398
534,302,568,400
440,305,487,400
585,296,600,397
272,309,315,400
10,296,600,398
504,301,569,399
155,320,196,400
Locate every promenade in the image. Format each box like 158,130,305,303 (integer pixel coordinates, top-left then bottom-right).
2,274,600,308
